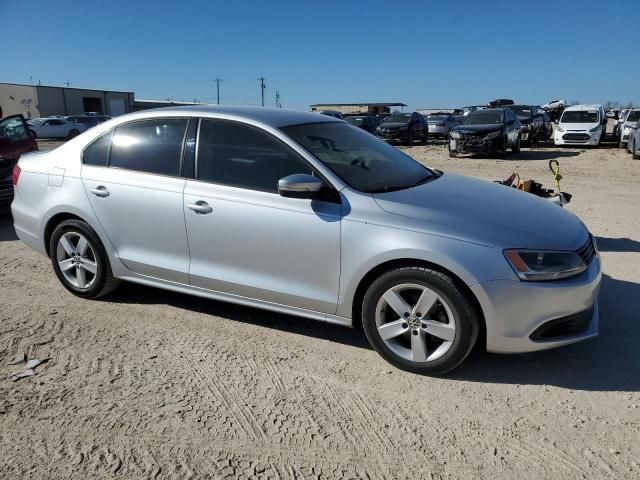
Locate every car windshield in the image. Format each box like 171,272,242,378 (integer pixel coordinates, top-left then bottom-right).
382,114,411,124
626,111,640,122
346,117,364,125
509,106,532,118
561,110,599,123
281,122,434,193
462,111,503,125
428,115,447,122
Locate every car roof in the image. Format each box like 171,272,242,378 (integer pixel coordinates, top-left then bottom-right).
564,104,602,111
146,105,343,128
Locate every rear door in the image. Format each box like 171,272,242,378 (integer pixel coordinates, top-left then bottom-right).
81,117,192,283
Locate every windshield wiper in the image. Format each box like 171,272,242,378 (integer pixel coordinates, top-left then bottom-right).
366,174,437,194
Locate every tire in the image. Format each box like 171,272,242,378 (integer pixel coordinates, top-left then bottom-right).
406,130,414,146
496,138,507,159
361,266,480,375
49,219,120,299
68,129,80,139
512,136,521,153
29,129,37,139
423,130,429,144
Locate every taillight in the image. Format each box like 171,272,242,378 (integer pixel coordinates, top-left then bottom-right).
12,164,21,186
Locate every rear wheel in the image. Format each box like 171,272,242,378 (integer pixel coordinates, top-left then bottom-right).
68,129,80,139
50,219,120,299
361,267,480,375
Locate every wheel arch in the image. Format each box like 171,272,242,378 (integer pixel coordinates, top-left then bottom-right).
43,212,88,257
350,258,486,346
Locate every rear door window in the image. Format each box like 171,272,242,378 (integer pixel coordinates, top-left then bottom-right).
82,130,113,167
109,118,188,176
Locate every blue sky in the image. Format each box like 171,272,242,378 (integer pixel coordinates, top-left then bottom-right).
2,0,637,110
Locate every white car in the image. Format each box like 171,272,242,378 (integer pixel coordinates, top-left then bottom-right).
27,117,87,139
554,104,606,147
618,109,639,148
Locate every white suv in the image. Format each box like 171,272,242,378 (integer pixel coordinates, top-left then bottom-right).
554,104,606,146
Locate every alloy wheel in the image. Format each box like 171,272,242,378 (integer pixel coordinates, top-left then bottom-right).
375,283,456,363
56,231,98,289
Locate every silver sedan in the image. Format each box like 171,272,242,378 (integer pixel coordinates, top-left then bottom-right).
11,106,601,375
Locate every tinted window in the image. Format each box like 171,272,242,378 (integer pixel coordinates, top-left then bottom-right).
0,116,29,141
83,130,113,166
109,118,187,176
197,120,312,192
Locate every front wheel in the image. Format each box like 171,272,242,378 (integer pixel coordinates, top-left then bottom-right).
406,130,414,146
68,129,80,139
50,219,120,299
361,267,480,375
512,136,521,153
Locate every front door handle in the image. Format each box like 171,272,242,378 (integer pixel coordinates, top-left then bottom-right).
89,186,109,197
187,201,212,214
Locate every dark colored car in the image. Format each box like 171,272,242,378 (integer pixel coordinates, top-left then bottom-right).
449,108,522,158
0,114,38,206
508,105,545,144
376,112,428,145
318,110,344,119
488,99,514,108
345,115,380,133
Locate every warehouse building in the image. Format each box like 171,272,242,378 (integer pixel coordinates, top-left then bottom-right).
310,102,406,115
0,82,134,119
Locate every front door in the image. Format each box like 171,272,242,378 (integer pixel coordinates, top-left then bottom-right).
81,118,191,283
0,115,37,162
184,119,342,314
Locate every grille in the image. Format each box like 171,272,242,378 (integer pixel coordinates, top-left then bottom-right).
576,236,596,266
562,133,590,141
530,308,593,340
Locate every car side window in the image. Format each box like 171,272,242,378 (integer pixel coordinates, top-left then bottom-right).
83,130,113,167
196,119,312,193
109,118,188,176
0,116,29,141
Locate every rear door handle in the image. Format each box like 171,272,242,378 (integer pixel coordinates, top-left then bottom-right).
89,186,109,197
187,201,212,214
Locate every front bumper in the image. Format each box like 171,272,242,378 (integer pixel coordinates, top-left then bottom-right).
377,130,409,143
471,256,601,353
554,131,600,146
449,135,502,154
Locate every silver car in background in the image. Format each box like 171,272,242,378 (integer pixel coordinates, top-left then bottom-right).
618,109,640,148
425,114,459,138
11,106,601,374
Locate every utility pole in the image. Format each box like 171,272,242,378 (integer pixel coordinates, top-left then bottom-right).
258,77,266,107
275,89,281,108
214,77,222,104
64,81,71,87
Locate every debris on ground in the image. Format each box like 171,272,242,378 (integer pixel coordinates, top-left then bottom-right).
7,355,49,382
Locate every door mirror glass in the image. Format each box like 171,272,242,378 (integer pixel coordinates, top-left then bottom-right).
278,174,323,198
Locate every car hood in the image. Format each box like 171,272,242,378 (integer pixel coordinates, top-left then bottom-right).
372,172,587,250
453,124,504,135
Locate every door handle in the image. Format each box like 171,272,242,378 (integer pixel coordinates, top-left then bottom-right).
89,186,109,197
187,201,212,214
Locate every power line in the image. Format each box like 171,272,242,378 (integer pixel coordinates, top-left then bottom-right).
214,77,222,104
258,77,266,107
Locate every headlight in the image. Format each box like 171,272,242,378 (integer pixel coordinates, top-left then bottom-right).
589,126,600,133
450,130,461,139
556,126,565,132
504,250,587,281
484,130,502,140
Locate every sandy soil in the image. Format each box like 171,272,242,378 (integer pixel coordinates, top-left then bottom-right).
0,140,638,479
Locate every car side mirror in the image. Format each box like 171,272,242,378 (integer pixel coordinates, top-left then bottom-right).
278,174,324,199
0,136,10,146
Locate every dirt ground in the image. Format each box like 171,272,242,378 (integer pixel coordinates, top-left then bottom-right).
0,139,638,479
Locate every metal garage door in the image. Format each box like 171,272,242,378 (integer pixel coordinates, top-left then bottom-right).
108,98,126,116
